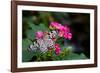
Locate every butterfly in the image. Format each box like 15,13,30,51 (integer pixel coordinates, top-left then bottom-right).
28,30,58,53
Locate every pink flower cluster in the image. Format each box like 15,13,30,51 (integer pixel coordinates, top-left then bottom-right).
55,43,61,55
35,31,44,39
33,22,72,55
50,22,72,40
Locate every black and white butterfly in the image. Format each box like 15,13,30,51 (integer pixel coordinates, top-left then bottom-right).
28,30,58,53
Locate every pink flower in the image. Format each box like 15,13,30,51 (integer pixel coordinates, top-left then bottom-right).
50,22,62,29
58,26,72,40
64,26,70,32
35,31,44,39
58,30,64,37
63,32,72,40
57,25,65,37
55,43,61,55
50,21,72,40
63,33,68,39
58,26,68,37
67,33,72,40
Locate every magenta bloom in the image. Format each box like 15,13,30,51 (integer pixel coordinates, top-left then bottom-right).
55,43,61,55
50,22,62,29
63,33,68,39
63,33,72,40
64,26,70,32
58,26,66,37
35,31,44,39
50,21,72,40
67,33,72,40
58,25,72,40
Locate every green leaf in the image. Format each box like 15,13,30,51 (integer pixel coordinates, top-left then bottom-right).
25,29,35,40
65,53,87,60
22,39,34,62
22,39,32,50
